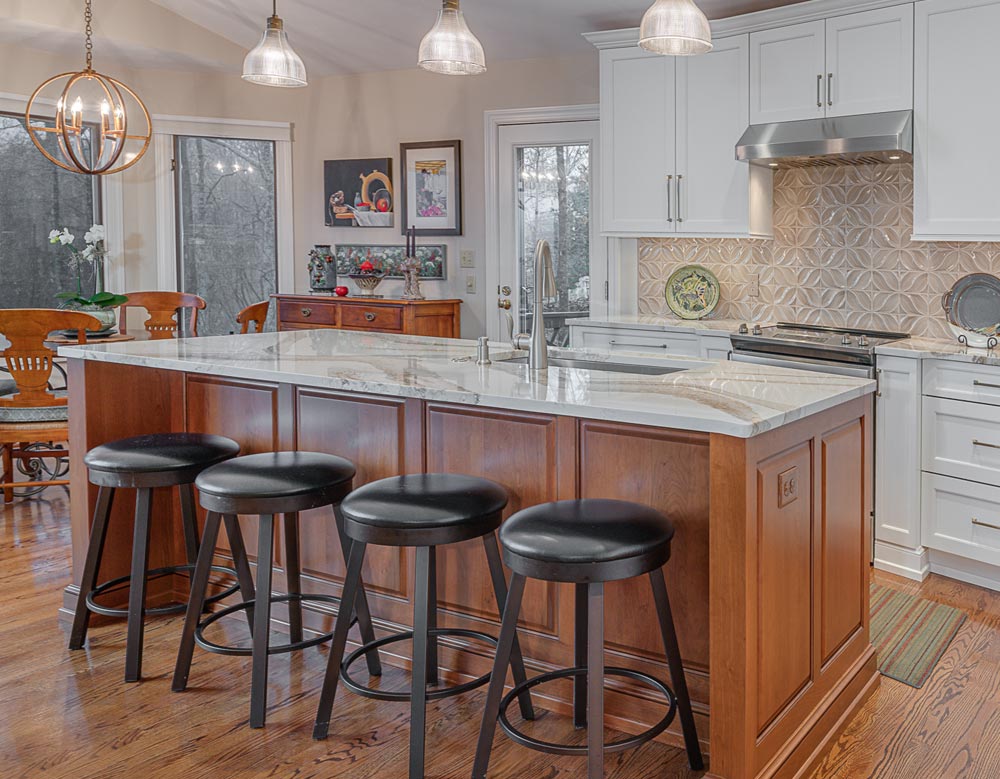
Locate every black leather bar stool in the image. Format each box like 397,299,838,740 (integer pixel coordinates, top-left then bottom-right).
69,432,242,683
473,499,704,779
312,473,535,779
172,451,382,729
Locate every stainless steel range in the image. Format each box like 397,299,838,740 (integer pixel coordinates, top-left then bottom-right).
730,322,909,379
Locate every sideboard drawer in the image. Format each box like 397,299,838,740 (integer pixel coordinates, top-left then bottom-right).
923,359,1000,407
279,300,337,326
923,395,1000,488
922,473,1000,568
340,304,404,332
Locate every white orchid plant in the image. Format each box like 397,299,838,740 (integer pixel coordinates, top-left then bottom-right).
49,224,127,309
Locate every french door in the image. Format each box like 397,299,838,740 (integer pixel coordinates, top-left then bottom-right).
491,120,604,345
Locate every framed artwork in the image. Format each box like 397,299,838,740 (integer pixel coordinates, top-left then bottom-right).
323,157,394,228
399,140,462,236
334,244,447,280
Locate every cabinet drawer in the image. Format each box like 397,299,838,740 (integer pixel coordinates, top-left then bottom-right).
576,327,700,357
923,360,1000,407
923,396,1000,488
340,304,403,332
278,300,337,326
922,473,1000,567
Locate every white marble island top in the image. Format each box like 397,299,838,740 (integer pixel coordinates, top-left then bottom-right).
60,330,874,439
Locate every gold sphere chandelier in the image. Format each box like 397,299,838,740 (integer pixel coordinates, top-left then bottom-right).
25,0,152,176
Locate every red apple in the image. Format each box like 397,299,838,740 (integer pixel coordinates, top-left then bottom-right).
376,198,390,213
334,286,349,297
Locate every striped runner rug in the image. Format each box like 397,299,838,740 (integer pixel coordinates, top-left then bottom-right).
870,583,967,688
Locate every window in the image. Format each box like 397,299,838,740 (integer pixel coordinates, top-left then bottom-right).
0,112,100,309
174,136,277,336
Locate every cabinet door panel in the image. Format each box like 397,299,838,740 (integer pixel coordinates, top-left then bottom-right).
914,0,1000,239
677,34,754,235
750,20,826,124
875,356,921,549
601,48,675,234
826,5,913,118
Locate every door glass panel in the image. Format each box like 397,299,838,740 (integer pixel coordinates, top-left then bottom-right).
175,136,277,336
516,143,591,346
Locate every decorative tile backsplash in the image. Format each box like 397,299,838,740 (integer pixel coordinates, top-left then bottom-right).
638,163,1000,340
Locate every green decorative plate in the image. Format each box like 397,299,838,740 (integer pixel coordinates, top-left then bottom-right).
664,265,720,320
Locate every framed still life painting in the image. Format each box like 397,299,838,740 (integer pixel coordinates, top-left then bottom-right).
324,157,394,228
399,140,462,236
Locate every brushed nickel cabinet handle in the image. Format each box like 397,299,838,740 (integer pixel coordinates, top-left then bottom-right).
364,312,376,322
972,517,1000,531
817,74,823,108
827,73,833,106
973,439,1000,450
609,339,669,349
300,307,312,318
666,174,673,223
974,379,1000,389
875,368,883,398
676,175,683,223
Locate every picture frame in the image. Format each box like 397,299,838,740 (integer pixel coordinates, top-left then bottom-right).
333,244,448,280
399,140,462,236
323,157,394,228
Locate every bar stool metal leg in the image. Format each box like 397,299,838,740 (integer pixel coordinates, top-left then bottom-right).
574,582,589,729
172,512,223,691
124,487,154,683
586,582,605,779
250,514,275,729
649,568,704,771
482,533,535,721
334,505,382,677
409,545,432,779
283,512,303,645
312,540,369,740
179,483,200,565
224,514,256,632
69,486,115,650
425,546,439,687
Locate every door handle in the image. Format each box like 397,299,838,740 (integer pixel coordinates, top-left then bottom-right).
676,175,683,223
666,174,673,223
498,298,511,310
827,73,833,106
817,74,823,108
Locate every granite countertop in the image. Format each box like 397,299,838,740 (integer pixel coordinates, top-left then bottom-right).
877,337,1000,367
59,330,874,439
567,315,746,334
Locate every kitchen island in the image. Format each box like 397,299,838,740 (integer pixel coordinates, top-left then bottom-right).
60,330,877,779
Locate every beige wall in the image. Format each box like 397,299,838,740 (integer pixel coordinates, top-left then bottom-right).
1,3,598,338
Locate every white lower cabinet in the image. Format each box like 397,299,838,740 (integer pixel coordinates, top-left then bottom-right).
568,323,731,360
923,473,1000,571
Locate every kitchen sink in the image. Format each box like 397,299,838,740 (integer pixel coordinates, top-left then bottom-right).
499,356,683,376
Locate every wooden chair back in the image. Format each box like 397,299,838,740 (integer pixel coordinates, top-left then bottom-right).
0,309,100,408
119,291,207,339
236,300,270,334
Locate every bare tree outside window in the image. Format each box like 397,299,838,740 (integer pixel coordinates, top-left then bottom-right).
0,113,99,309
175,136,277,336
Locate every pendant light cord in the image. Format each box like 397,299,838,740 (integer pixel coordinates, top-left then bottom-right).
84,0,94,70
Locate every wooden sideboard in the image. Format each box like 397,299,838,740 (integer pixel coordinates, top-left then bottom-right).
273,295,461,338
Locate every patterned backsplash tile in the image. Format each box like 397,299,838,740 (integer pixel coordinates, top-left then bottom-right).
637,163,1000,340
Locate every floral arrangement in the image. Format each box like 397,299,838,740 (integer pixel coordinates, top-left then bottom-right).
49,224,127,309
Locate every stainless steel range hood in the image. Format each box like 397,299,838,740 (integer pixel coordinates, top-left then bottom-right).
735,110,912,168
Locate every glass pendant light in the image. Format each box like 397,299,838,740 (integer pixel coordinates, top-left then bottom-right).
243,0,308,88
418,0,487,76
639,0,713,56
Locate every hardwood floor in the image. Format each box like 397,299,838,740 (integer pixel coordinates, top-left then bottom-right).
3,491,999,779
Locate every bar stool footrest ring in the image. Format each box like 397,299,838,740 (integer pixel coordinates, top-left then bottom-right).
85,564,239,617
341,628,498,702
498,666,678,756
194,593,348,656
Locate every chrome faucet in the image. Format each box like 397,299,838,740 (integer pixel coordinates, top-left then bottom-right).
513,240,557,372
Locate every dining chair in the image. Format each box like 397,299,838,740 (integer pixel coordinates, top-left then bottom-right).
0,309,100,502
236,301,270,334
119,291,207,339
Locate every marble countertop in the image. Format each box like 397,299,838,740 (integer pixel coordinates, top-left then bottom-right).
877,337,1000,367
59,330,874,439
567,315,746,334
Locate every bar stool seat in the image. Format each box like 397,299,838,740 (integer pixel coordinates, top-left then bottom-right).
70,432,241,684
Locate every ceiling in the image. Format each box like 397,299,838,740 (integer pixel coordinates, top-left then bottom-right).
149,0,807,76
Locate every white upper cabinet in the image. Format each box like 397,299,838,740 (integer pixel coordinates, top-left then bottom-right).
599,34,771,238
825,5,914,117
677,34,771,236
750,20,826,124
750,6,914,125
600,48,675,235
914,0,1000,240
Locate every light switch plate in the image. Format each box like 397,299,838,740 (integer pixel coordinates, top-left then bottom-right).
460,250,475,268
465,275,477,294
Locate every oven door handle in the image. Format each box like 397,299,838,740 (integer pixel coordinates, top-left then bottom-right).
730,350,874,379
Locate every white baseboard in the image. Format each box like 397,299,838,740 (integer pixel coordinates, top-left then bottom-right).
928,549,1000,592
874,541,929,581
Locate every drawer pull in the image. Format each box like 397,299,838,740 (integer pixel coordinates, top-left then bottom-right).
973,439,1000,450
300,307,312,318
973,380,1000,390
364,312,376,323
972,517,1000,532
609,339,668,349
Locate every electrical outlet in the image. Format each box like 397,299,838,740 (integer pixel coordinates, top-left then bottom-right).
778,467,799,508
465,275,477,295
748,273,761,298
460,249,475,268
